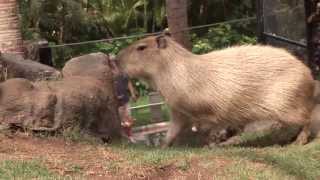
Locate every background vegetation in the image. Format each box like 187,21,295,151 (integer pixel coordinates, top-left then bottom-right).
18,0,257,96
18,0,256,62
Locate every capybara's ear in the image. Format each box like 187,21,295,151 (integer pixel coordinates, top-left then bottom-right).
156,35,167,49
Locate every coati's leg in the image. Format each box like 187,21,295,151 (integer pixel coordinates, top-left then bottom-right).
217,135,242,147
162,109,188,148
284,110,312,145
218,121,289,147
294,124,310,145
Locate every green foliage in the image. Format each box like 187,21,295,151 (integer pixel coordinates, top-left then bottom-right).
19,0,257,57
88,0,156,35
192,24,257,54
18,0,166,43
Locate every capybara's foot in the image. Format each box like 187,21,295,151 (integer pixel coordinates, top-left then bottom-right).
293,126,310,145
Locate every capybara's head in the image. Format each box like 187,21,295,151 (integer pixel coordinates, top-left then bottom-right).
116,35,170,79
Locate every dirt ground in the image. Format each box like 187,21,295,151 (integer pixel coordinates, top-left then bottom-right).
0,132,274,180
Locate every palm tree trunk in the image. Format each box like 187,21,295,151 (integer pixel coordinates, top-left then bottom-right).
0,0,24,55
165,0,191,49
143,0,148,32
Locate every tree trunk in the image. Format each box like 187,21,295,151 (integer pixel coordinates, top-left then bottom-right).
165,0,191,49
0,0,24,56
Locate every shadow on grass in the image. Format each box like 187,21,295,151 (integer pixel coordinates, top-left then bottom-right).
112,136,320,179
223,140,320,180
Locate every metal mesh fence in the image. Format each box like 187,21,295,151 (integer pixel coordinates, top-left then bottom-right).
262,0,308,61
263,0,306,42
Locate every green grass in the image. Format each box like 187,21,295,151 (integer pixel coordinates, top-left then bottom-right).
124,96,320,179
108,139,320,179
1,139,320,179
225,143,320,180
0,160,60,180
110,142,200,166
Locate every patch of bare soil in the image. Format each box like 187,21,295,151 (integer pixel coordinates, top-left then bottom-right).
0,133,129,179
0,132,268,179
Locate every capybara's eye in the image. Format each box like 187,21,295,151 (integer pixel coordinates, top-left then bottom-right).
136,44,147,51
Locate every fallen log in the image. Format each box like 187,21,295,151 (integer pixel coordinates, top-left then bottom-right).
0,53,121,140
0,53,61,82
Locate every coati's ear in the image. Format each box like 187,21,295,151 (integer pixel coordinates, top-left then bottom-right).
136,43,148,51
163,28,171,37
156,35,167,49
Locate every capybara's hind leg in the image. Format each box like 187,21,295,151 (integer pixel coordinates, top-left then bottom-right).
294,125,310,145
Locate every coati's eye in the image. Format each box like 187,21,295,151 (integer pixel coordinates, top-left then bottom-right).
136,44,147,51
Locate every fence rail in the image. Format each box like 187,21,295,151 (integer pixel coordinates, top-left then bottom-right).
129,102,165,110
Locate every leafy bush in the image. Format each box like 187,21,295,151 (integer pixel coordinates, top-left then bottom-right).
191,24,257,54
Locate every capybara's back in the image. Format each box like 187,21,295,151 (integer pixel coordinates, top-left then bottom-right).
195,45,315,126
117,35,315,146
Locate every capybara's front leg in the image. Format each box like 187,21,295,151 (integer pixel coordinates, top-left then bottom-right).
162,110,186,148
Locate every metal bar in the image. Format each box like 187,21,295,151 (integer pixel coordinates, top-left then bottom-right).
304,0,318,76
132,122,169,134
129,102,165,110
43,17,256,49
263,32,307,48
256,0,265,43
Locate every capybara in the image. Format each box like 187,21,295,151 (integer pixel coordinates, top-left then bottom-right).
116,35,315,147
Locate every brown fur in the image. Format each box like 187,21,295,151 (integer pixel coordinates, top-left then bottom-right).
117,35,315,147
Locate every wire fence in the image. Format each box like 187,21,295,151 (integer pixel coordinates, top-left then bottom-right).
43,3,305,50
44,16,257,49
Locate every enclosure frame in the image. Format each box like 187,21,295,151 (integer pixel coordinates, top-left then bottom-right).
256,0,319,76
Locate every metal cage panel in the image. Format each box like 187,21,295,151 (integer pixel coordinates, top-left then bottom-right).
259,0,309,61
263,0,306,42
